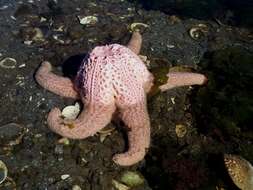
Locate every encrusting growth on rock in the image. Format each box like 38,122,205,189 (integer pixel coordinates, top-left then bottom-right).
35,30,207,166
224,154,253,190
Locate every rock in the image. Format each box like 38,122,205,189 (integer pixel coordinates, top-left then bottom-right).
0,123,23,144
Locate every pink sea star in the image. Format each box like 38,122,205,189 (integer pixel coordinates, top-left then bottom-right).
35,31,207,166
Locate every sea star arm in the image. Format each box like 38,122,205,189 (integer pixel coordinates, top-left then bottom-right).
127,31,142,55
47,102,116,139
159,72,208,91
35,61,79,99
113,101,150,166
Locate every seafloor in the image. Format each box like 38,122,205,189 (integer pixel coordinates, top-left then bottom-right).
0,0,252,190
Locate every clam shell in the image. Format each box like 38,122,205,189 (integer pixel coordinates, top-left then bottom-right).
61,102,80,120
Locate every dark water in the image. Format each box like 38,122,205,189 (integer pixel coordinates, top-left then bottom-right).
131,0,253,27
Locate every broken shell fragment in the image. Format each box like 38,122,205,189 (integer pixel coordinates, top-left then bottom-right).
61,174,70,180
40,17,47,22
52,35,66,44
0,160,8,184
0,58,17,69
61,102,80,120
224,154,253,190
24,40,33,45
78,15,98,25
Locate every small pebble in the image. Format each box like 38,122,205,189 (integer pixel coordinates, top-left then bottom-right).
170,97,176,104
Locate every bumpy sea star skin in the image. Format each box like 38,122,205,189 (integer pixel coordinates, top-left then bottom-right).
35,31,207,166
36,62,79,99
126,31,142,54
159,72,207,91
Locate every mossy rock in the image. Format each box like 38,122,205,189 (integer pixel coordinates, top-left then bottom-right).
192,47,253,137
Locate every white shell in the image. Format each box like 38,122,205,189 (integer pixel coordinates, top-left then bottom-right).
61,103,80,120
0,160,8,184
24,40,33,45
61,174,70,180
78,16,98,25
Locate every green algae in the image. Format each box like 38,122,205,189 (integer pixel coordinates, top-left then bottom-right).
148,66,197,99
151,66,170,87
148,66,170,98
